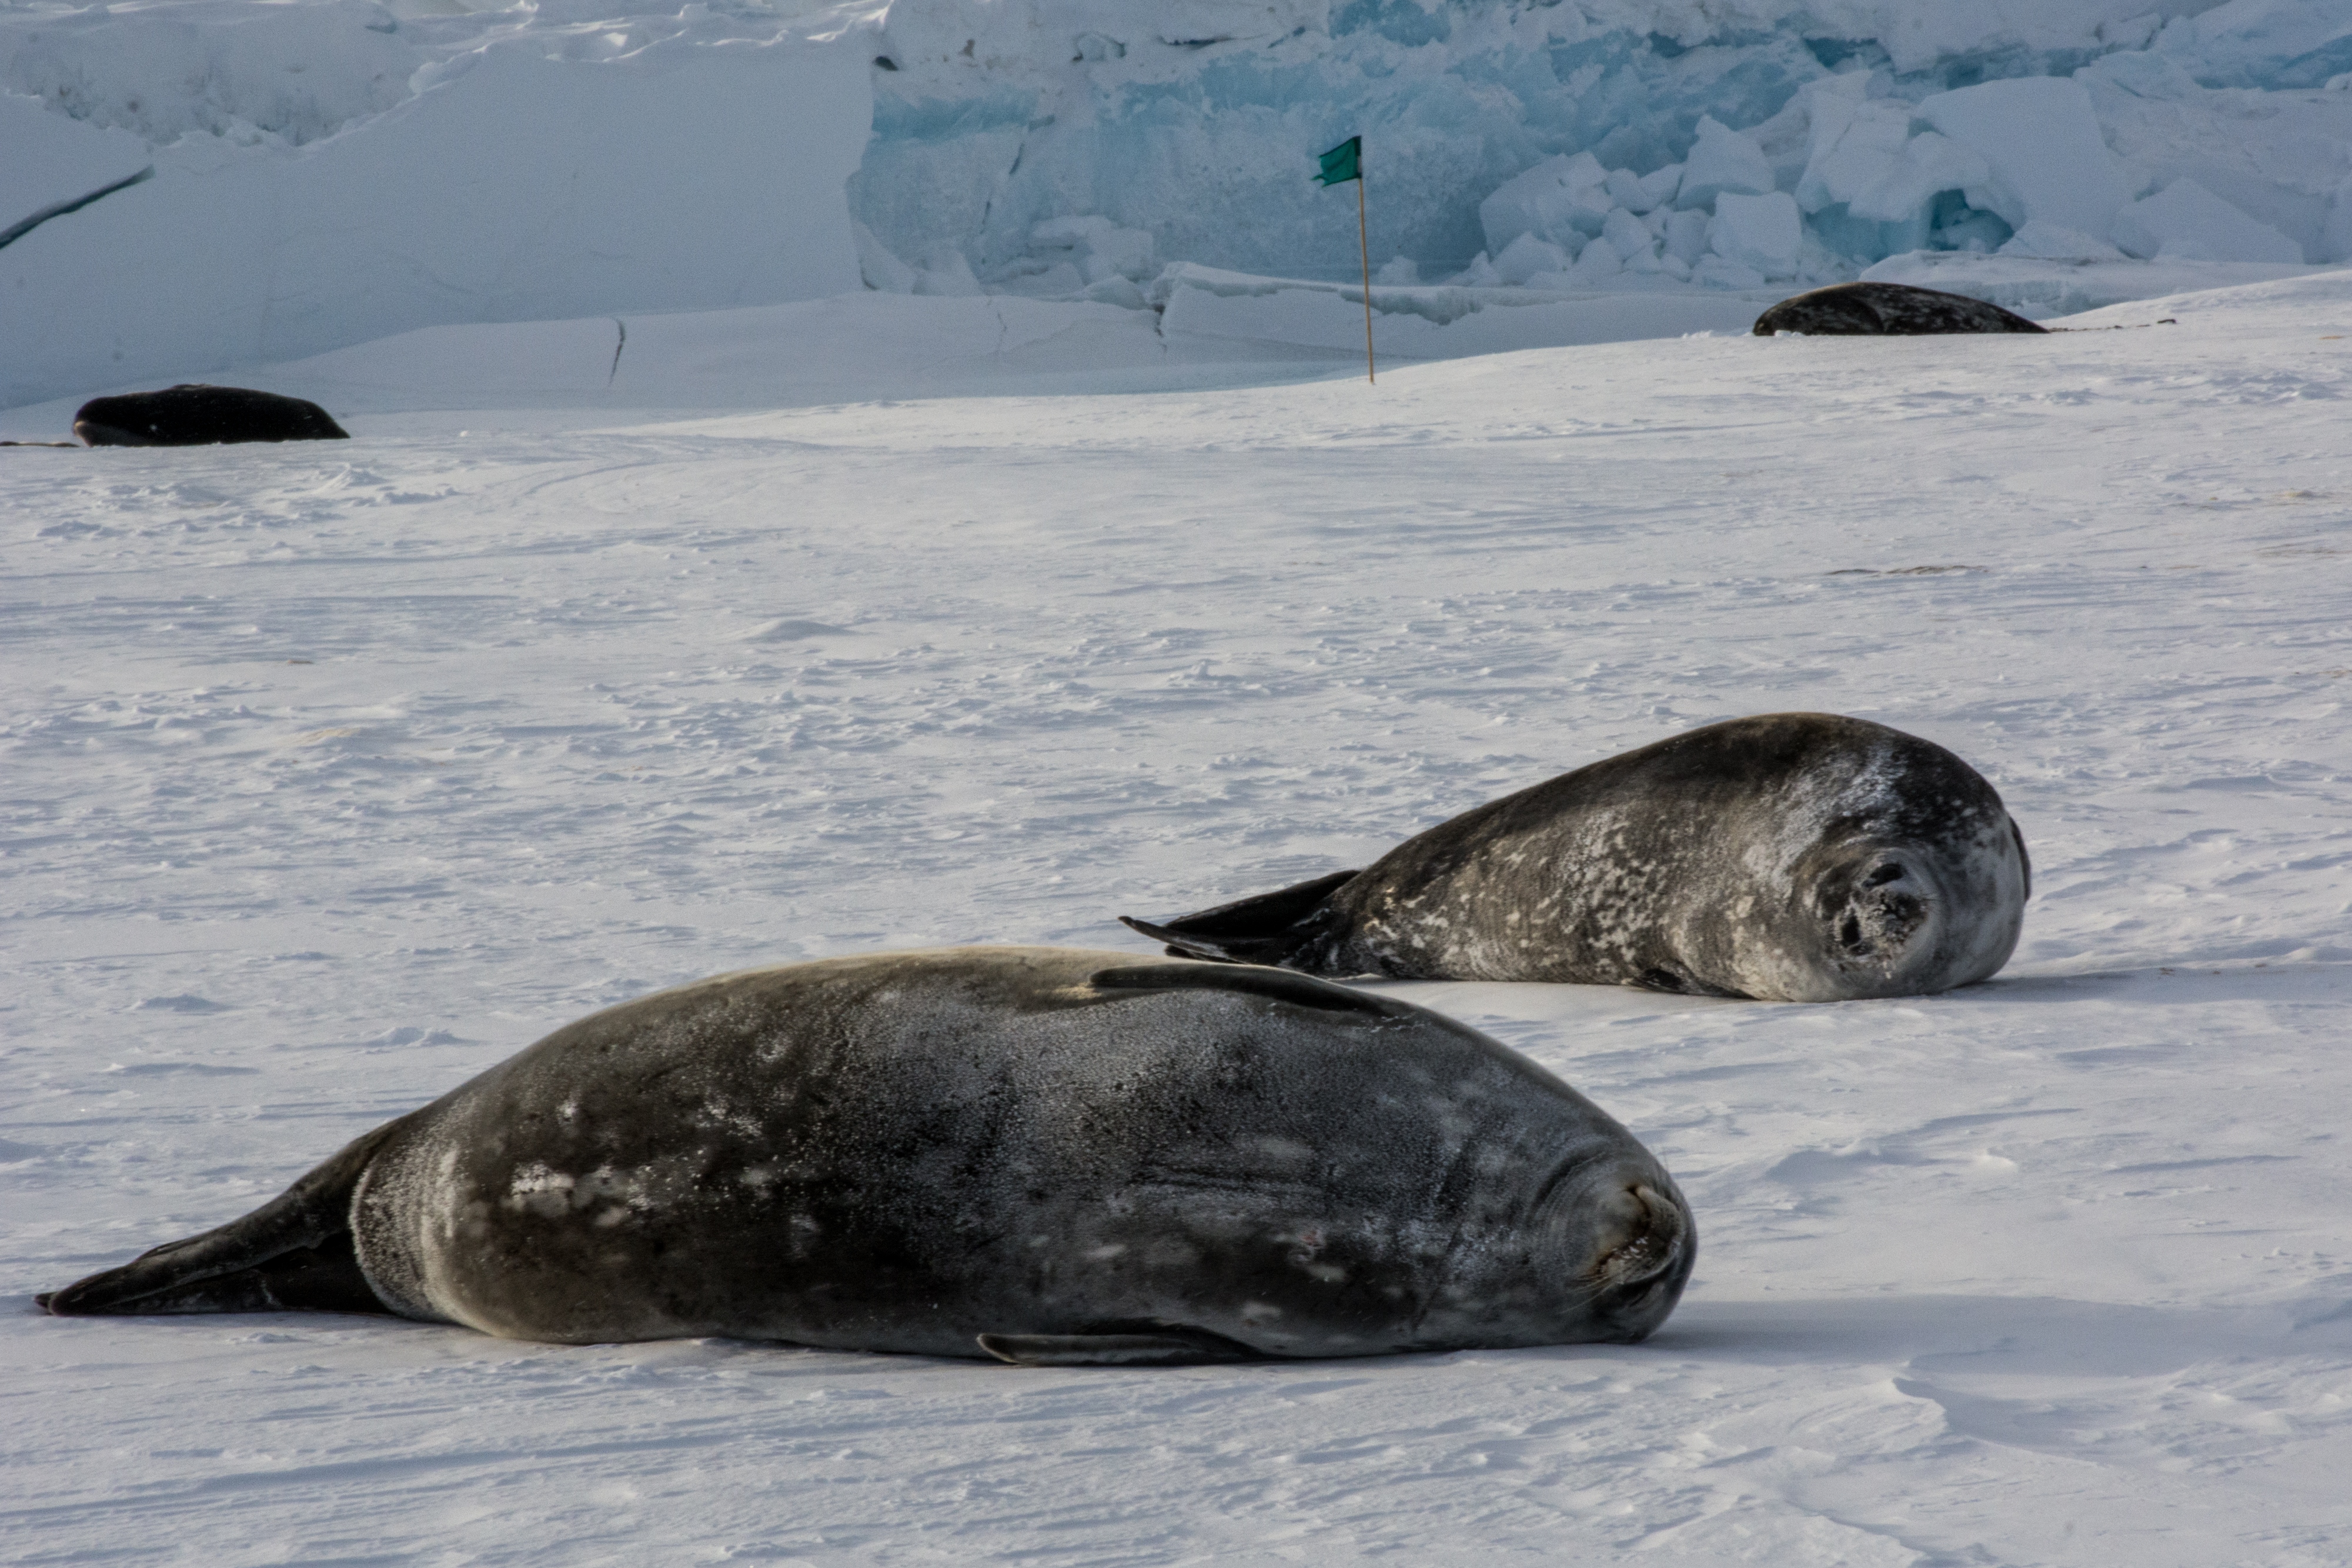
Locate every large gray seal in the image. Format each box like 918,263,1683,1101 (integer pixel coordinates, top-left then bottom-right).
41,947,1694,1365
1122,713,2029,1003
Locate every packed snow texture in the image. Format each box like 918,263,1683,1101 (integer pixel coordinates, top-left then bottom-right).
12,0,2352,407
8,266,2352,1564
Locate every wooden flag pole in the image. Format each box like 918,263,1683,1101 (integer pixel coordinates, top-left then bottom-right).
1355,166,1375,384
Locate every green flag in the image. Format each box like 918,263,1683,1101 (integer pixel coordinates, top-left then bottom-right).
1315,135,1361,186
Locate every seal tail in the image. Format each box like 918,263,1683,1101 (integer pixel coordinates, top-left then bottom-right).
1118,868,1359,968
39,1122,404,1318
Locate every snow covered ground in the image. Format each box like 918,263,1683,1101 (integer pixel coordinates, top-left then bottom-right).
7,268,2352,1564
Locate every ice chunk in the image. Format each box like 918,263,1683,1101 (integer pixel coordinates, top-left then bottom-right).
1677,116,1776,211
1375,256,1419,286
1031,216,1156,284
1849,132,1991,225
914,246,984,296
1999,220,2129,261
2,41,870,411
1796,95,1915,216
853,219,917,294
1709,190,1802,279
1803,125,1994,259
1603,207,1656,261
2110,178,2305,263
2078,49,2202,102
1451,252,1502,287
2159,0,2352,89
1494,233,1573,286
1663,209,1711,267
1084,228,1154,283
1081,276,1148,309
1916,77,2132,239
1606,168,1658,214
1567,239,1623,285
1479,153,1612,253
1639,165,1686,212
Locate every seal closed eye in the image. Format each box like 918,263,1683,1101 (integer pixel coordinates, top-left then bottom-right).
42,947,1693,1365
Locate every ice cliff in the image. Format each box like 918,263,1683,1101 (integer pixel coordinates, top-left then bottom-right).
7,0,2352,406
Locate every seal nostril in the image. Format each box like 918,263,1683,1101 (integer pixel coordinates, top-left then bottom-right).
1839,914,1864,950
1864,864,1904,887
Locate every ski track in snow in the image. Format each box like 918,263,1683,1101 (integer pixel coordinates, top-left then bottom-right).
6,281,2352,1564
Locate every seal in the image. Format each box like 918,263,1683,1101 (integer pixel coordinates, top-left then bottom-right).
40,947,1693,1365
1752,282,2046,337
74,385,349,446
1122,713,2029,1003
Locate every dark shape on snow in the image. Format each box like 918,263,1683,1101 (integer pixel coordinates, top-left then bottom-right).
39,947,1694,1366
1753,282,2047,337
74,385,349,447
1121,713,2030,1003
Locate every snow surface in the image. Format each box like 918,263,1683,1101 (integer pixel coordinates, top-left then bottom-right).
8,265,2352,1564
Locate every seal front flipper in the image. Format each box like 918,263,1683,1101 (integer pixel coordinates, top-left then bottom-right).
40,1121,403,1318
1118,868,1359,968
977,1327,1265,1367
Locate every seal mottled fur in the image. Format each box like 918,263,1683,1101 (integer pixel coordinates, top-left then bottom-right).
1123,714,2028,1002
42,948,1693,1364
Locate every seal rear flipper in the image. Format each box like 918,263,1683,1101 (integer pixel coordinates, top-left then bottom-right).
977,1327,1266,1367
40,1120,405,1318
1118,868,1360,968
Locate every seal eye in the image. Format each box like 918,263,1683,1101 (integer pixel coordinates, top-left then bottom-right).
1863,863,1905,887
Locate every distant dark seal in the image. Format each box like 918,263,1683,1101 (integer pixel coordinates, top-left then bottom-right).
41,947,1693,1364
1753,282,2045,336
1123,714,2029,1003
74,385,349,446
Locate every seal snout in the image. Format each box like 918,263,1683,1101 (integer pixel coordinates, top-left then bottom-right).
1585,1181,1688,1291
1822,853,1935,970
1567,1177,1693,1343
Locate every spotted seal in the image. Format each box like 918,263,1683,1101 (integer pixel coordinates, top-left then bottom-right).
1122,713,2028,1002
1753,282,2046,336
74,385,349,446
41,948,1693,1364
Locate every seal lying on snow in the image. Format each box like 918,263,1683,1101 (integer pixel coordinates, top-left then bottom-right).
74,385,349,446
1752,282,2045,337
1123,714,2027,1002
41,948,1693,1364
